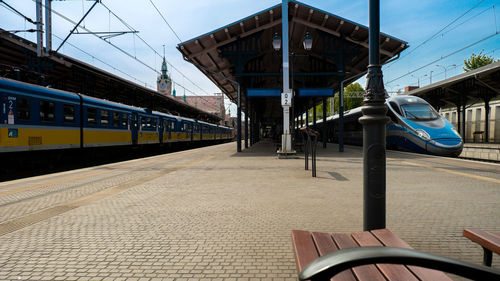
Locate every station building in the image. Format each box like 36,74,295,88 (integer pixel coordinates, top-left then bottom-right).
177,0,408,151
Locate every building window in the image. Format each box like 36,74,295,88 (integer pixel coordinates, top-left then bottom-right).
40,100,55,122
17,97,30,121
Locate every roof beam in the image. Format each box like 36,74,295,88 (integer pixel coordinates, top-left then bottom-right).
291,17,394,57
307,9,314,22
206,52,220,70
255,16,260,28
380,37,390,48
209,33,218,44
321,14,329,27
269,9,274,22
224,28,231,40
239,22,245,33
350,25,360,38
335,20,344,32
476,77,500,94
186,19,282,60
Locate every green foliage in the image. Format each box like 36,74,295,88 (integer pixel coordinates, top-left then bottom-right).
463,51,496,72
331,82,364,114
304,83,364,124
344,83,364,110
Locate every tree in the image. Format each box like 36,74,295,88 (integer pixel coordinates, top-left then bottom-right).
344,82,364,110
463,51,496,72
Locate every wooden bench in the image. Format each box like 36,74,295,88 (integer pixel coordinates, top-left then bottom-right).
463,229,500,266
292,229,500,281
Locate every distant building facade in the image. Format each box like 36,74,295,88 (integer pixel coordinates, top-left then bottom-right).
179,94,226,120
156,58,231,124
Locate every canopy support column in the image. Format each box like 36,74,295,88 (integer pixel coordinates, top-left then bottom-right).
322,97,327,148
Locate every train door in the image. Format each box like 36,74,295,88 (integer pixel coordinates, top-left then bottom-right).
159,117,164,144
1,95,16,125
190,123,194,141
168,120,172,140
131,112,138,145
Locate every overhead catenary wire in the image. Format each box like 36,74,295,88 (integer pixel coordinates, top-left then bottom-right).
1,1,221,111
0,0,36,24
0,3,150,87
98,1,212,96
148,0,183,43
385,0,486,70
386,31,500,85
27,0,220,111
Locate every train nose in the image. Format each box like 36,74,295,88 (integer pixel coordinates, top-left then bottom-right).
433,138,463,147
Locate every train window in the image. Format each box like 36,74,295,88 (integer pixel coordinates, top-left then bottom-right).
387,109,398,123
389,102,402,116
122,113,128,127
152,118,157,130
17,97,30,121
87,108,97,125
146,117,152,129
171,121,176,131
101,110,109,126
112,112,120,127
401,104,439,121
40,100,55,122
63,104,75,123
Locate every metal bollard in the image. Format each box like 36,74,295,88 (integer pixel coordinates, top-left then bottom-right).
311,135,317,177
303,132,309,170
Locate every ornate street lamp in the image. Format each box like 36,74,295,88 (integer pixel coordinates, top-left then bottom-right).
272,33,281,51
303,32,313,51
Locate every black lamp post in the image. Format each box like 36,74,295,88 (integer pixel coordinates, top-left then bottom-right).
359,0,388,231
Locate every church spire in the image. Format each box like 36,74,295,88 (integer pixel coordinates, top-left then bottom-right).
157,45,172,95
161,57,168,78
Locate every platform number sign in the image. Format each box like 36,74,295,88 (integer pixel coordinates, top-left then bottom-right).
281,91,291,106
2,96,16,125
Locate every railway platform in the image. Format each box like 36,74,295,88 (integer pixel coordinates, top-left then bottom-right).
0,142,499,280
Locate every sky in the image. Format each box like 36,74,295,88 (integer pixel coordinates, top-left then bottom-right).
1,0,499,116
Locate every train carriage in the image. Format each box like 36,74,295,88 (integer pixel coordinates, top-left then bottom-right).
0,78,234,155
81,96,135,148
0,78,81,152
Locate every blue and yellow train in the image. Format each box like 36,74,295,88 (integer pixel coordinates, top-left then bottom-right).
0,78,233,153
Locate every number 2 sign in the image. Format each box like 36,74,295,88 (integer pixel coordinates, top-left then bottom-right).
281,91,291,106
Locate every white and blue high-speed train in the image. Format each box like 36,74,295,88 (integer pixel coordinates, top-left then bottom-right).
312,95,463,157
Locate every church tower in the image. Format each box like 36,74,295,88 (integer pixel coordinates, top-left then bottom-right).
157,57,172,95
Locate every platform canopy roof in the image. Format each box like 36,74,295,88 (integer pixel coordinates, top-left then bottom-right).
408,61,500,108
178,0,408,106
0,29,221,122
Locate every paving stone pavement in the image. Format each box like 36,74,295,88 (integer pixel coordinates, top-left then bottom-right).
0,141,499,280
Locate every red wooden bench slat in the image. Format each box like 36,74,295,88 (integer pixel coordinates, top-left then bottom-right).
291,230,320,273
352,231,419,281
463,229,500,255
331,233,386,281
371,229,453,281
311,232,357,281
